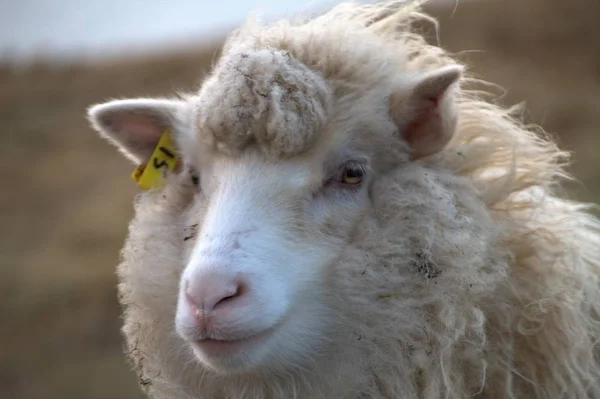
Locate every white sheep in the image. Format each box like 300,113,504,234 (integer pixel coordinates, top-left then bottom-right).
87,1,600,398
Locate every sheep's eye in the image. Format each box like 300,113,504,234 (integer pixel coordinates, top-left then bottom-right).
187,165,200,187
341,166,364,185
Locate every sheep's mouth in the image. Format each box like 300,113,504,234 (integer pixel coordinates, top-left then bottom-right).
191,325,279,355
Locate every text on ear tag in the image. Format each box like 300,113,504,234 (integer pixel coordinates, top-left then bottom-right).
131,129,180,190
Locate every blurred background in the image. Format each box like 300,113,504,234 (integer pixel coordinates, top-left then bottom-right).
1,0,599,398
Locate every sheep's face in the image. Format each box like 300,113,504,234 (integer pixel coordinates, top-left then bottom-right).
87,48,461,376
171,148,372,373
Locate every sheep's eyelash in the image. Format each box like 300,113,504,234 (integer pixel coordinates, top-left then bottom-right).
343,161,367,174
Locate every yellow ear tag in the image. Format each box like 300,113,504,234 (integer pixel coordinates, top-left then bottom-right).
131,129,180,190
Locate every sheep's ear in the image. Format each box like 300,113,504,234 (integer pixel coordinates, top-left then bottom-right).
391,65,463,159
87,98,185,164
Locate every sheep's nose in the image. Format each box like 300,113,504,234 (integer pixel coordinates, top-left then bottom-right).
185,271,246,317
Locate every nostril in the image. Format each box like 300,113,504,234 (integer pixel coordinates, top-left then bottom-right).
185,275,248,314
213,282,246,309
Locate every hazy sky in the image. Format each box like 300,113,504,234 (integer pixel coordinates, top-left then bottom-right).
0,0,343,62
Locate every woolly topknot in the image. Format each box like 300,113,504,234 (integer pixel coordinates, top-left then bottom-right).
196,48,333,158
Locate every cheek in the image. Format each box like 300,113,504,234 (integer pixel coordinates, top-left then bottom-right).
310,189,371,243
283,192,371,292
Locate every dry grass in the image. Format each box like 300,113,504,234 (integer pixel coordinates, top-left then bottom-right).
2,0,599,397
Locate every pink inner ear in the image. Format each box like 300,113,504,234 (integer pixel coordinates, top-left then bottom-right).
430,92,443,107
113,114,165,162
404,96,441,145
392,65,462,159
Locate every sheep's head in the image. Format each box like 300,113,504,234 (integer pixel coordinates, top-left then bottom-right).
88,47,462,376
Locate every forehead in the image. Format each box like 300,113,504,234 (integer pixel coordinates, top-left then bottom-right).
193,48,334,160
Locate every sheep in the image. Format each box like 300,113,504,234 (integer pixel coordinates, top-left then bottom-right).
86,1,600,398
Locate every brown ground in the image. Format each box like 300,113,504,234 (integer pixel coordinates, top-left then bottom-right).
2,0,599,398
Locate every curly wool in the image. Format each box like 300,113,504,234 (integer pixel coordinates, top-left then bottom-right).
114,1,600,398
